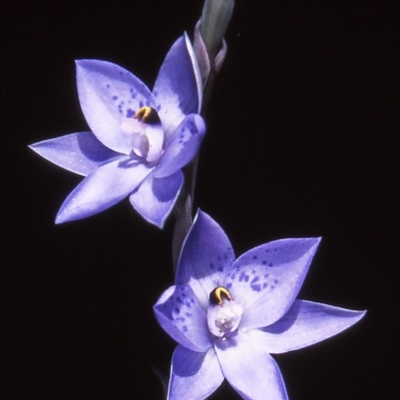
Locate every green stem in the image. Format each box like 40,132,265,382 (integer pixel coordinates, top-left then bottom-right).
172,0,234,271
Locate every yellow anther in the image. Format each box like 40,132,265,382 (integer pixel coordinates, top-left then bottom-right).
134,106,160,124
209,286,233,306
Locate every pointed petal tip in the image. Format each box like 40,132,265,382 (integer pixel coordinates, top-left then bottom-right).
296,236,322,254
354,308,367,320
142,214,165,229
55,209,75,225
191,208,212,230
55,214,67,225
312,236,322,248
28,142,41,153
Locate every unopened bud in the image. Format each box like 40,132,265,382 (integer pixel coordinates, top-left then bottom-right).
200,0,234,62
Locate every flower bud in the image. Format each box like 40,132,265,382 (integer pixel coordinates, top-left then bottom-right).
200,0,234,62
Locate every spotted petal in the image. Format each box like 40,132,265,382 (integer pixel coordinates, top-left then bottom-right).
129,170,183,228
29,132,120,176
226,238,321,330
153,114,206,179
168,345,223,400
176,211,236,309
154,285,211,352
214,330,288,400
254,300,366,353
56,157,152,223
153,34,202,139
76,59,155,155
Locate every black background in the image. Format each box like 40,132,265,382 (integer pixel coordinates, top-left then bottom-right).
3,0,398,399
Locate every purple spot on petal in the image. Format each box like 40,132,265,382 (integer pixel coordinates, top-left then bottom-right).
262,260,267,265
217,266,223,272
185,312,192,317
112,95,118,100
209,263,215,269
269,263,273,267
251,284,261,292
251,276,260,284
263,283,268,288
139,100,143,107
244,275,249,282
106,84,110,89
126,109,134,118
226,282,232,289
182,326,188,332
174,307,180,314
253,255,257,260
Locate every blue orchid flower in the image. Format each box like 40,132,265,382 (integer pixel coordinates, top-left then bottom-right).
154,211,366,399
30,35,205,228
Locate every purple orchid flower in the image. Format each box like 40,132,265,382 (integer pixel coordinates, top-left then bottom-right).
29,34,205,228
154,211,366,399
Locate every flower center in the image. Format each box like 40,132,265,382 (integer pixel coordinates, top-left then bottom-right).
207,286,243,339
120,106,163,162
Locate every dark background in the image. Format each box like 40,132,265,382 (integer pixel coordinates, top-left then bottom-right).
3,0,398,399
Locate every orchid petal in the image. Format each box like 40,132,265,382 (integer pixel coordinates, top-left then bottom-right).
226,238,321,329
154,285,211,352
129,170,183,228
176,211,235,309
168,345,223,400
254,300,366,353
29,132,120,176
153,34,202,138
153,114,206,179
76,59,155,155
56,158,152,224
215,331,288,400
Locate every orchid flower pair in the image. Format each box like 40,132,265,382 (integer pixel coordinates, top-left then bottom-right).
30,35,204,228
30,27,366,400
